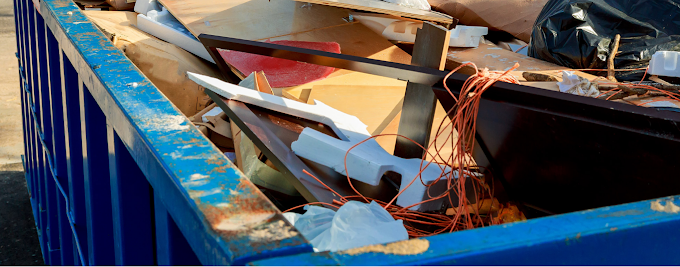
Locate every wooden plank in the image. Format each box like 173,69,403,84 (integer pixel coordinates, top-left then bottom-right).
306,85,405,135
446,43,599,81
254,71,273,95
293,0,453,24
394,22,450,159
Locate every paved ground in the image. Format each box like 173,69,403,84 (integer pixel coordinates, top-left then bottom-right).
0,0,44,265
0,163,43,266
0,0,23,166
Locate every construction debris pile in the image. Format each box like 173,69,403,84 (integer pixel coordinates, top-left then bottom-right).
81,0,680,252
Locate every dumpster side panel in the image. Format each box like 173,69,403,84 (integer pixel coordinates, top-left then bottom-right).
16,0,313,265
251,196,680,265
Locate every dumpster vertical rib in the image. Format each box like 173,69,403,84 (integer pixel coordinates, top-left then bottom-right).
153,193,201,265
107,124,155,265
79,82,115,265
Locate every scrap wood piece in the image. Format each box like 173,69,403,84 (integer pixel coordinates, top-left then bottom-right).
607,34,621,82
189,72,459,211
292,0,454,24
254,71,274,95
628,96,680,108
446,198,499,215
446,43,599,81
219,40,340,88
522,71,558,82
650,75,674,86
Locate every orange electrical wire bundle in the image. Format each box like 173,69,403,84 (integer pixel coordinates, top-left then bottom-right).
285,62,522,238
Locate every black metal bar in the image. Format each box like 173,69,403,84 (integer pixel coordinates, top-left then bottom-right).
198,34,446,85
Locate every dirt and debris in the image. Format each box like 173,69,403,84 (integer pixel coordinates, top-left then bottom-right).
342,239,429,256
651,199,680,214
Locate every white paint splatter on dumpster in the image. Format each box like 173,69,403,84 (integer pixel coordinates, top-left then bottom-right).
141,114,190,131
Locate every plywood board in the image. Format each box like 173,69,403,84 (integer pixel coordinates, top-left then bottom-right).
158,0,350,40
306,85,405,135
282,71,408,99
446,43,599,81
293,0,453,24
159,0,412,63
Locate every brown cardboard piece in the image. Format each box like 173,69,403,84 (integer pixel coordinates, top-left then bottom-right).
428,0,549,43
106,0,134,10
84,11,222,117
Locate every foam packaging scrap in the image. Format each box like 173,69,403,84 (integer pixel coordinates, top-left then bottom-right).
283,201,409,252
135,0,214,62
649,51,680,78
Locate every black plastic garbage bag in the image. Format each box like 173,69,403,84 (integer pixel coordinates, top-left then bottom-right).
529,0,680,81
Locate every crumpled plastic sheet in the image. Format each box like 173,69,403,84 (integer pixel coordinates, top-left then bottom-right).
283,201,409,252
557,71,599,97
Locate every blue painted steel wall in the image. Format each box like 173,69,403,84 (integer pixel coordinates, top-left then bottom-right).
15,0,312,265
16,0,680,265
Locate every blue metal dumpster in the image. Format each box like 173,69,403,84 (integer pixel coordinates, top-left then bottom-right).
14,0,680,265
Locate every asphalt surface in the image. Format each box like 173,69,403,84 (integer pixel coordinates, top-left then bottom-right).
0,163,43,265
0,0,44,265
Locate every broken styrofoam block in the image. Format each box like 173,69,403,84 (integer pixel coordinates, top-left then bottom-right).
134,0,161,15
351,12,487,48
188,72,460,211
649,51,680,78
136,8,214,63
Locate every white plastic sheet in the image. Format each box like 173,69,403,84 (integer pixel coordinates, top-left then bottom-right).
284,201,409,252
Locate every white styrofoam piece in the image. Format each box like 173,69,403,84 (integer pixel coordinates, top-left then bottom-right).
351,12,487,48
136,10,214,63
134,0,161,15
649,51,680,78
187,72,456,211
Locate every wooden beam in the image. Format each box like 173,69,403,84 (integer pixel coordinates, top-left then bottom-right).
394,22,450,159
